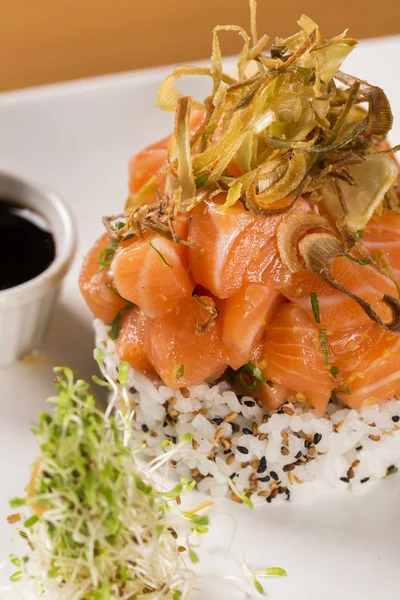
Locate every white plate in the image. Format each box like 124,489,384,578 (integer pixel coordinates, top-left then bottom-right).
1,36,400,599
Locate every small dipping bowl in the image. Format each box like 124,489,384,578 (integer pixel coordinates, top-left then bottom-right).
0,171,75,366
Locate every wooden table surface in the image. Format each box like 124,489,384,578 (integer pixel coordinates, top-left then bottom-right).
1,0,399,92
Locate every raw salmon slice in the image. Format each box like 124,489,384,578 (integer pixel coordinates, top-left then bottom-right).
363,210,400,279
79,233,129,324
112,232,194,319
222,283,283,369
145,295,228,388
330,324,400,408
282,256,398,332
188,197,311,298
115,306,157,377
261,302,333,414
128,136,169,196
246,235,292,287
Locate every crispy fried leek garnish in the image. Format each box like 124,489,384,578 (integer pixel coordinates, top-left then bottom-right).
277,212,337,272
174,97,196,200
335,71,393,136
319,154,398,230
299,233,400,332
104,1,400,334
193,295,219,334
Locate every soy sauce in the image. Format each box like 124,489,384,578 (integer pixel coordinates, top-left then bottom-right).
0,200,55,291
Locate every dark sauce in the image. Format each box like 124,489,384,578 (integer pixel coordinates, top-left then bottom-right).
0,200,55,291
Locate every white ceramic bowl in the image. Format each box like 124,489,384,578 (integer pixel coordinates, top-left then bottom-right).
0,172,76,366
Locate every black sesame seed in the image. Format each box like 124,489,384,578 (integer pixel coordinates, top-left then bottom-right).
340,477,350,483
295,451,302,459
223,449,231,455
232,423,240,433
270,470,279,481
242,428,252,435
266,496,272,503
360,477,370,484
141,424,149,433
229,473,236,480
257,456,267,474
212,417,223,425
244,400,256,407
392,415,400,423
258,475,270,483
237,446,249,455
313,433,322,445
283,463,295,472
304,440,311,448
355,445,363,451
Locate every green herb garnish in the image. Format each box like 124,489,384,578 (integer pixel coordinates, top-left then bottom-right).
330,366,340,379
149,234,173,268
176,364,185,379
319,328,329,366
8,356,208,598
353,230,364,239
110,305,132,340
98,242,118,268
195,174,209,188
310,291,321,324
345,253,370,266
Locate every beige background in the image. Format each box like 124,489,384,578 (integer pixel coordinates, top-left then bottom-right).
0,0,400,92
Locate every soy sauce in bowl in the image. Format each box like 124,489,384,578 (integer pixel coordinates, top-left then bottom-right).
0,200,55,291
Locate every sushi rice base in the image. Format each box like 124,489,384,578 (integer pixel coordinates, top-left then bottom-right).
95,319,400,505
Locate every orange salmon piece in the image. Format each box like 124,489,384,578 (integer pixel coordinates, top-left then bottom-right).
112,232,194,319
79,233,129,324
188,196,285,298
145,295,228,388
128,136,169,196
188,197,311,298
282,256,398,332
261,302,333,414
330,324,400,408
222,283,283,369
363,211,400,279
115,306,157,377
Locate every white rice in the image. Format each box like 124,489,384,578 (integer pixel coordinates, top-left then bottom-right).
94,319,400,505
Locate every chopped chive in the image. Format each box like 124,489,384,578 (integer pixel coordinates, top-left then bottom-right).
98,246,116,268
105,283,124,299
353,230,364,239
194,174,209,188
245,361,265,384
110,305,132,340
333,384,352,395
176,364,184,380
319,329,329,366
149,235,173,268
310,291,321,323
238,369,258,391
330,366,340,379
345,253,370,266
